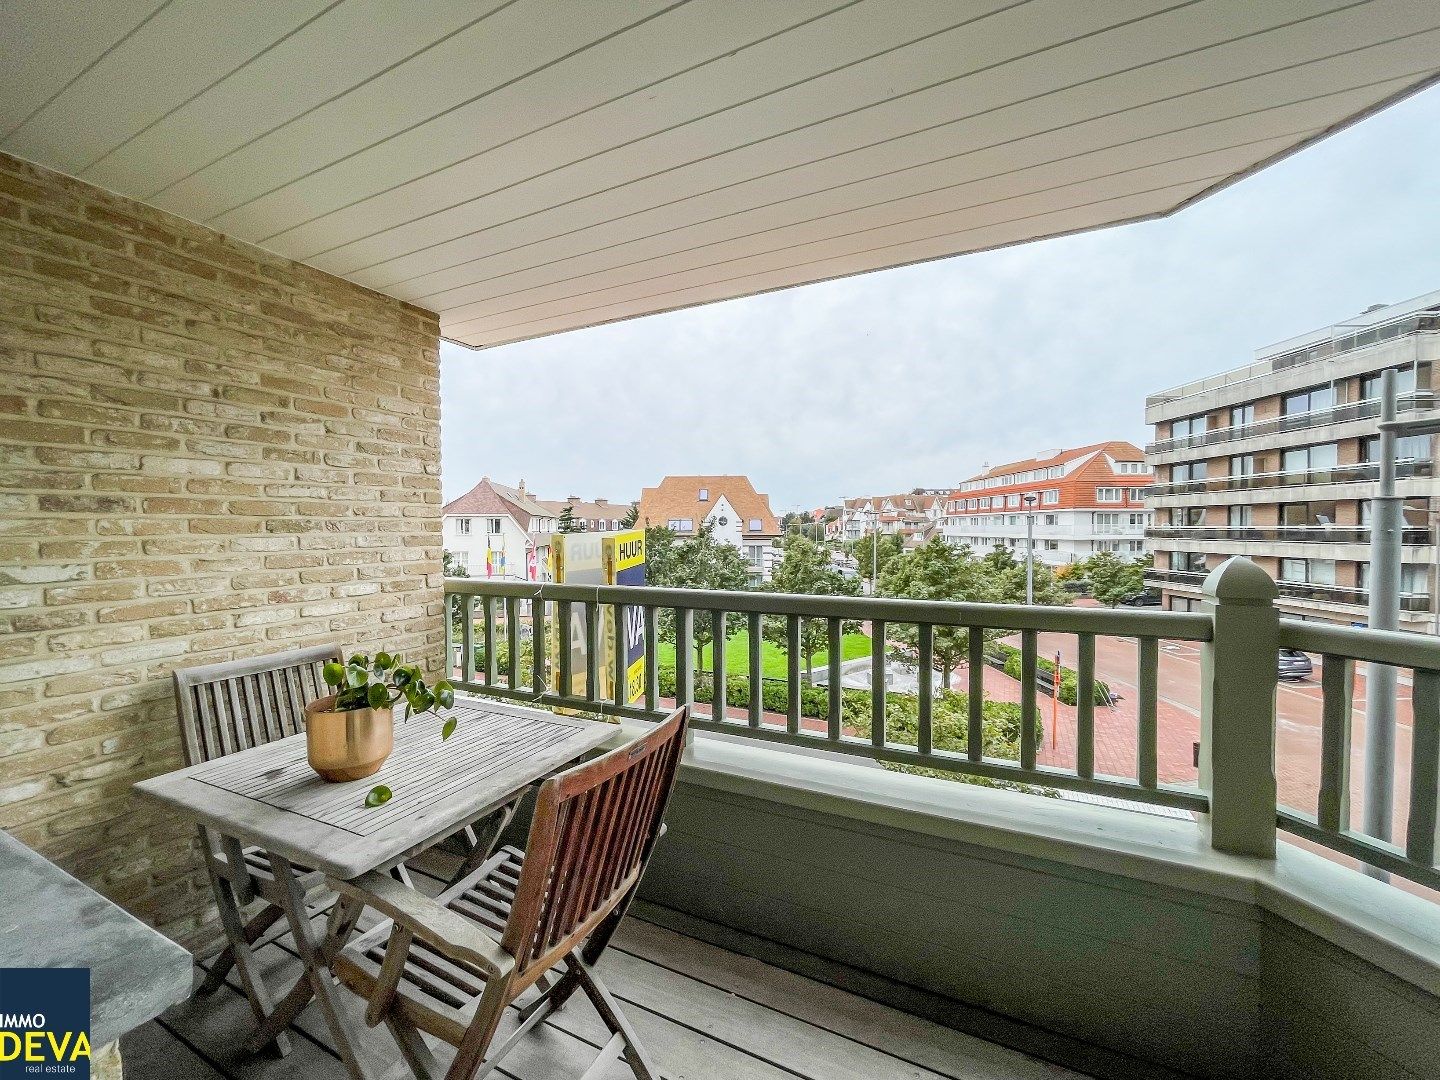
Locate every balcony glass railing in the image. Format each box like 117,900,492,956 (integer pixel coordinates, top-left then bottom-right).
1145,568,1430,611
1146,525,1433,545
1148,458,1433,497
1146,392,1435,454
444,573,1440,895
1146,314,1439,406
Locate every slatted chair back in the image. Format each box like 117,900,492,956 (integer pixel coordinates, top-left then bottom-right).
502,707,688,986
172,643,343,767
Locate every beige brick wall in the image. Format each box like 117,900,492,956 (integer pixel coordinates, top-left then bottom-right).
0,153,444,942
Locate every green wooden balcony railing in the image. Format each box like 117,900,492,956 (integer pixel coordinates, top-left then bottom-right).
1274,620,1440,892
443,560,1440,891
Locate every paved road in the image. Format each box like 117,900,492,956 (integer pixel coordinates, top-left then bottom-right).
990,629,1416,846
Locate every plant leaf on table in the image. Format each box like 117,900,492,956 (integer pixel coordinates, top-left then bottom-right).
319,652,457,807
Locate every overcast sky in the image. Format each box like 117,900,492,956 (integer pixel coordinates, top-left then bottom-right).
441,84,1440,514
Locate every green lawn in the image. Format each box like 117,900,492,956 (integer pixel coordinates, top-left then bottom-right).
655,629,870,679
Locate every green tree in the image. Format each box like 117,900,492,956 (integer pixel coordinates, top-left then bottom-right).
643,525,680,584
619,502,639,529
879,538,992,686
1081,550,1152,605
988,559,1069,607
557,503,582,533
762,534,861,682
850,531,904,590
647,522,751,672
981,544,1018,573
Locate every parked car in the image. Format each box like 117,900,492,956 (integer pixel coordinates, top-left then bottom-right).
1278,649,1314,680
1119,591,1162,607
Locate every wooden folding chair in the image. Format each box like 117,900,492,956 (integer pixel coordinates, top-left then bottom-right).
173,643,349,1055
329,706,689,1080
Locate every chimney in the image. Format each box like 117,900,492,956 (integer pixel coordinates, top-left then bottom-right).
518,479,526,494
595,498,607,505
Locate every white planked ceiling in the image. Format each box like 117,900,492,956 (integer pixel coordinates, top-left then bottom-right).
3,0,1438,349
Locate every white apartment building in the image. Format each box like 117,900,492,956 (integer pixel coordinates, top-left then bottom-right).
944,443,1154,564
442,477,556,581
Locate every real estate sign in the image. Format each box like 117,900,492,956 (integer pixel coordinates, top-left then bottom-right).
604,531,647,704
550,530,646,704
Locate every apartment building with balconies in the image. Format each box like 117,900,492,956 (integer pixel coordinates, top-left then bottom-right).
944,443,1153,564
1145,289,1440,624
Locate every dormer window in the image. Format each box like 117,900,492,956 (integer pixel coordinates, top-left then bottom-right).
698,487,709,501
748,518,762,532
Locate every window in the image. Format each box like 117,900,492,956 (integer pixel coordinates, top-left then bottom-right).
1403,565,1429,595
1115,461,1146,474
1230,455,1255,477
1282,384,1337,416
452,551,469,569
698,487,709,501
1170,414,1206,439
668,518,694,532
1042,489,1060,505
748,518,762,532
1280,501,1337,527
456,518,471,534
1175,551,1207,572
1095,488,1122,502
1360,366,1418,399
1127,488,1145,501
1044,540,1059,550
487,518,502,534
1282,442,1338,475
978,497,990,509
1230,403,1255,428
1170,462,1206,483
1361,498,1428,527
1279,558,1309,583
1128,513,1146,528
1043,514,1058,526
1094,512,1120,529
1281,559,1336,585
1006,494,1021,508
745,544,764,566
1362,434,1431,463
1228,504,1252,527
1171,507,1204,526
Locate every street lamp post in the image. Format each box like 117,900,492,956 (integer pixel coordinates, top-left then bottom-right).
1363,370,1402,867
1023,494,1038,605
1360,368,1440,872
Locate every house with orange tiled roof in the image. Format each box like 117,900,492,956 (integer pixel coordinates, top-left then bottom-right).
839,491,945,544
442,477,556,580
943,443,1153,564
637,475,781,583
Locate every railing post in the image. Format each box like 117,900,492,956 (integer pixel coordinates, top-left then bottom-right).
1200,557,1279,858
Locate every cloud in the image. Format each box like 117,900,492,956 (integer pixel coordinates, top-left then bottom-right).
442,85,1440,510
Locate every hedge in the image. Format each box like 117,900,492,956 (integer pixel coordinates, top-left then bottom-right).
987,642,1111,706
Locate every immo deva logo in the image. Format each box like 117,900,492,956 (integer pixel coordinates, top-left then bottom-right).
0,969,91,1079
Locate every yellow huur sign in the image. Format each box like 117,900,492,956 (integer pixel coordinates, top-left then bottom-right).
550,530,646,705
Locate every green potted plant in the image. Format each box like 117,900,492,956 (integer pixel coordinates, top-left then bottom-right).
305,652,455,793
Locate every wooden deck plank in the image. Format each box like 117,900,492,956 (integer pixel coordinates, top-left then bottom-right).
594,948,950,1080
121,1017,228,1080
613,918,1081,1080
214,933,623,1080
160,859,1095,1080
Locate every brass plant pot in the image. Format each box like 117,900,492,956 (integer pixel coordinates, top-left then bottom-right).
304,694,394,782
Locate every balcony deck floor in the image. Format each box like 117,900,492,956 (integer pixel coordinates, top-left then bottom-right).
125,849,1089,1080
